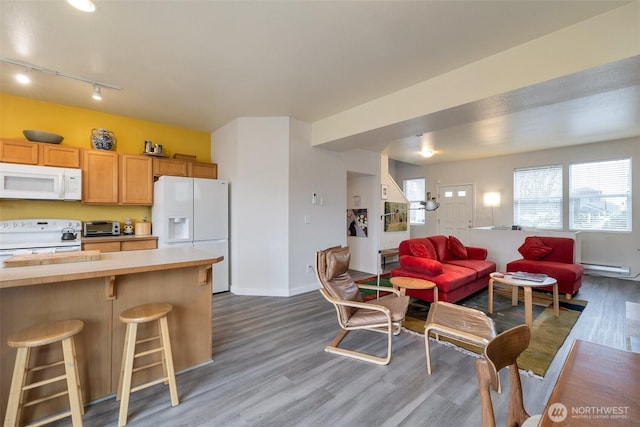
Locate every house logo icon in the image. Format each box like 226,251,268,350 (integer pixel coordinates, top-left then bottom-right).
548,402,568,422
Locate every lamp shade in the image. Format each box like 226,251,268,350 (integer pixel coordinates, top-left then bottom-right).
424,199,440,211
483,192,501,207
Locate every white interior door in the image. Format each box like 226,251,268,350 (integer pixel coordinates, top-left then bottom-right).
437,184,474,243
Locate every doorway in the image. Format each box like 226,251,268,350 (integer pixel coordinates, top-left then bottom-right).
437,184,474,243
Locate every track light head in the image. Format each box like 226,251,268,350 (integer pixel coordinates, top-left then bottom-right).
92,85,102,101
16,68,31,84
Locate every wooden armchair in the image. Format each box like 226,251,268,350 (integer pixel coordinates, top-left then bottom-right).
475,324,541,427
315,246,409,365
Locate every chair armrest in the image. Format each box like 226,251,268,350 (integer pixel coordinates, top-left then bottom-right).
399,255,444,275
466,246,488,260
319,288,392,316
357,283,402,297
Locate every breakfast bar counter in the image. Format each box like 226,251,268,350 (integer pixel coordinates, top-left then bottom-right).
0,247,222,421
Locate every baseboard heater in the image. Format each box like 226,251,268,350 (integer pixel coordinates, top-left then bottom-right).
582,263,631,276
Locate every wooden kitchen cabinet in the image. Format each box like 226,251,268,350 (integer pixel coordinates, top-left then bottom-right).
82,150,119,204
153,157,188,177
0,139,80,167
40,144,80,168
119,154,153,205
82,151,152,205
0,139,39,165
81,235,158,252
153,156,218,179
189,162,218,179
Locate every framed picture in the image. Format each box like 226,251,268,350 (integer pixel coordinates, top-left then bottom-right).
381,184,389,200
384,202,408,232
347,208,368,237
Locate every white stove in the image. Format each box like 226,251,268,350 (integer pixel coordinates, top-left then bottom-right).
0,219,82,259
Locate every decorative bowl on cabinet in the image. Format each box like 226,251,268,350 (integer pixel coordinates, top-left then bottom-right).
23,130,64,144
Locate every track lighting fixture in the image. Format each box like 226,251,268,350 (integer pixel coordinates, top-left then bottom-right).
0,57,122,101
92,85,102,101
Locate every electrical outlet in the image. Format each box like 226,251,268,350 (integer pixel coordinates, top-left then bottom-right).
306,264,313,273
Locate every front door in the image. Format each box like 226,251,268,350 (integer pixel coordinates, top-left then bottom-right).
437,184,474,243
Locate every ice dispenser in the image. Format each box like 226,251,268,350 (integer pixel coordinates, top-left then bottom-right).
168,216,190,241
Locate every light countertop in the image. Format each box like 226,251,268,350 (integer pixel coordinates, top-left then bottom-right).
0,246,223,289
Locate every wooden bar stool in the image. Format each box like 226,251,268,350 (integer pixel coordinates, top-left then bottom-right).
4,320,84,427
116,303,178,427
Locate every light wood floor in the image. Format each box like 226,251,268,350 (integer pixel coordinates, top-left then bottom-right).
53,269,638,426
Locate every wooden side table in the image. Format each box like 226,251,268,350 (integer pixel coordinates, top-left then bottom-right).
390,276,438,301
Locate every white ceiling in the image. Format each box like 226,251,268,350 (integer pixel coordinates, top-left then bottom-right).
1,0,639,165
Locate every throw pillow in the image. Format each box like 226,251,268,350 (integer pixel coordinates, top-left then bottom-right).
447,235,468,259
518,236,553,260
408,242,437,259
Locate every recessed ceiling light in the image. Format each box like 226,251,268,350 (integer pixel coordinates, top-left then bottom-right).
421,149,434,158
66,0,96,12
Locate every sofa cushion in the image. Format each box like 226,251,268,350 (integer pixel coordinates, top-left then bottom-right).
446,259,496,278
399,255,443,276
432,264,479,293
447,235,469,259
518,236,553,260
408,241,437,259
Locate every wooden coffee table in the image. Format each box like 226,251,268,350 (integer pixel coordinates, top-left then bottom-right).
390,276,438,301
488,272,559,328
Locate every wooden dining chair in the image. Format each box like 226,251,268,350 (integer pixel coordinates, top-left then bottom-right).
475,324,541,427
315,246,409,365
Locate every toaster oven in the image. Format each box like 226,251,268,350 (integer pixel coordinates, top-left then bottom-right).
84,220,120,237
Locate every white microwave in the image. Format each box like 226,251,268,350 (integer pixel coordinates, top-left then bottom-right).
0,162,82,201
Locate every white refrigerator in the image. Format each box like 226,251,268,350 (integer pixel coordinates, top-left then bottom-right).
152,176,229,293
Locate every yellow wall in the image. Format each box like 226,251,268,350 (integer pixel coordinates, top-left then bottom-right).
0,93,211,223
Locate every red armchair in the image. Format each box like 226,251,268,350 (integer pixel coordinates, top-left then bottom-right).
506,236,583,298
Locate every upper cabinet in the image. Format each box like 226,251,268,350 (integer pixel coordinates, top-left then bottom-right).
120,154,153,205
0,139,80,168
82,150,153,205
152,157,188,177
189,162,217,179
152,157,217,179
2,138,217,206
41,145,81,168
82,150,119,204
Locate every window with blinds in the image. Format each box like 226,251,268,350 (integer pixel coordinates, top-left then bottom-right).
569,158,631,231
514,165,563,230
403,178,425,225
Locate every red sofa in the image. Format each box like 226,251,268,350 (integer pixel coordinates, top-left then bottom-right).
506,236,583,298
390,235,496,303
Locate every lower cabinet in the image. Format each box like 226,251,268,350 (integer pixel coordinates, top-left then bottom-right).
82,236,158,253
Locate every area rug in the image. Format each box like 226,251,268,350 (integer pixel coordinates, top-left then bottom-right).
356,275,587,377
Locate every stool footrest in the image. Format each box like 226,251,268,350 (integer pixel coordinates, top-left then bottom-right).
130,376,170,394
23,373,67,391
29,359,65,373
136,335,160,345
24,409,72,427
132,360,163,374
23,389,69,408
134,346,163,359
